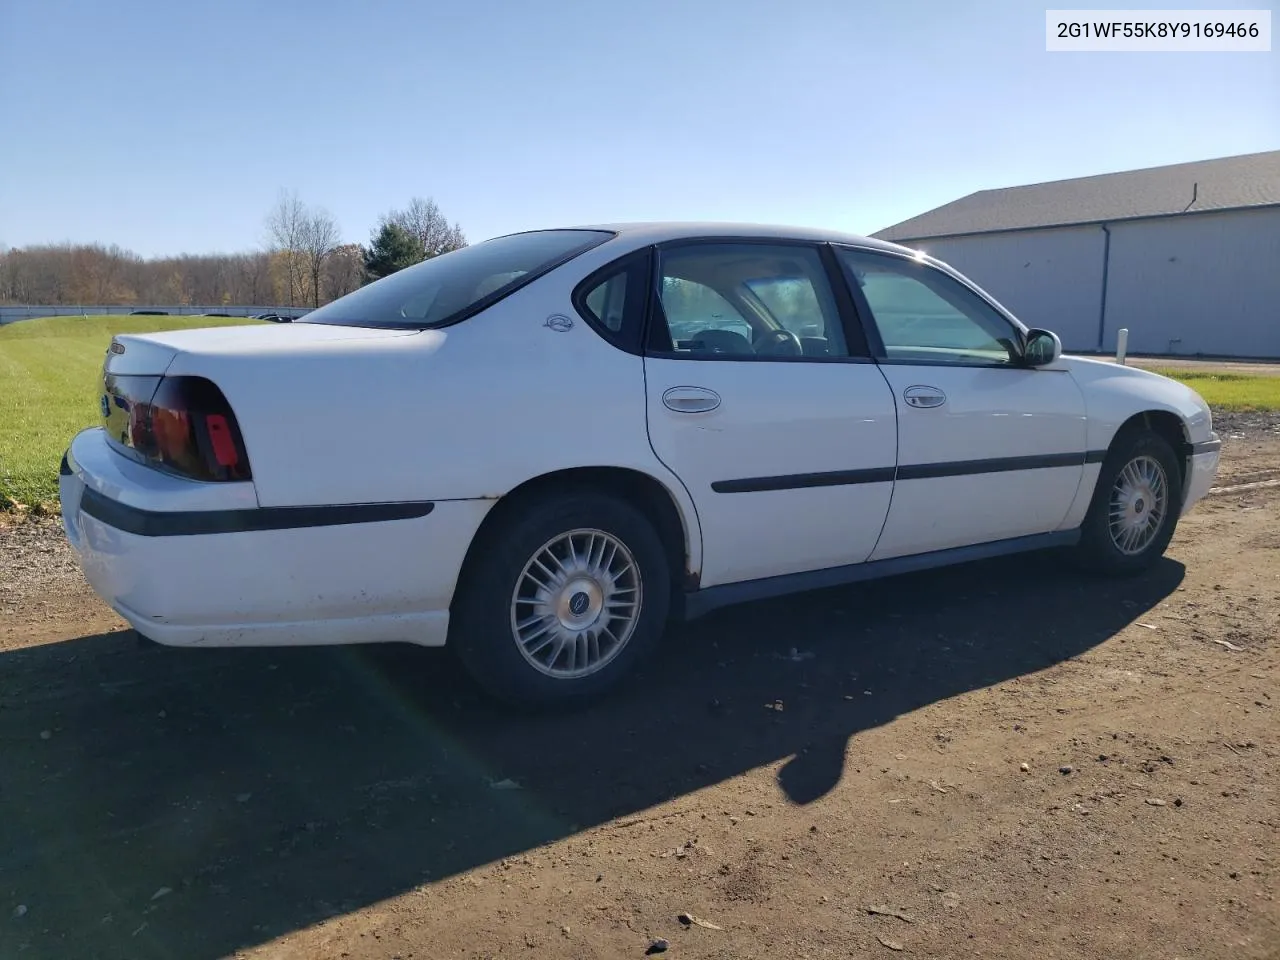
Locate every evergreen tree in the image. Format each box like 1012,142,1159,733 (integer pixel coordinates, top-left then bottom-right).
362,223,426,282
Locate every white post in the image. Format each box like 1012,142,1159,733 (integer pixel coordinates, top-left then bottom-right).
1116,327,1129,366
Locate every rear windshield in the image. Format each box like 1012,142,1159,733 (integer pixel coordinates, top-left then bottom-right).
300,229,614,329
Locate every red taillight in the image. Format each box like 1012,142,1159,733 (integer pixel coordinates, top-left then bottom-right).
152,405,199,476
205,414,239,468
111,376,252,482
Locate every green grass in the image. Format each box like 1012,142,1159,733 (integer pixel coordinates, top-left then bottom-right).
0,315,260,510
1146,368,1280,412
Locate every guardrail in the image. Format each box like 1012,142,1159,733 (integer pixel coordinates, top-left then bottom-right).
0,305,310,324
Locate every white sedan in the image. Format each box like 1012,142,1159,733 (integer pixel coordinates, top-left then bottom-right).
60,223,1221,705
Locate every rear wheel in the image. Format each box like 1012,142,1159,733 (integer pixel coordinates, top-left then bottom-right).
1074,428,1183,576
451,490,671,707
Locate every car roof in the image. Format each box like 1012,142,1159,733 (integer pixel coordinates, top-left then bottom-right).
547,221,916,254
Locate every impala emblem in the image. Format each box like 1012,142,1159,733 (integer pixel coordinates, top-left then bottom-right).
543,314,574,333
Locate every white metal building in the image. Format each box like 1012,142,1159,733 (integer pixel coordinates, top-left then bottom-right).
873,151,1280,359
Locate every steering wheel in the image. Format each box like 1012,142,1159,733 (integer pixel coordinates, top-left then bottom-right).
755,328,804,357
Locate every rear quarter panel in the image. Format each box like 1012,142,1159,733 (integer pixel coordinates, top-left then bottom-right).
168,258,704,572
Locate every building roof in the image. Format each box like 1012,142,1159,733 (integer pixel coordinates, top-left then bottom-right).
873,150,1280,242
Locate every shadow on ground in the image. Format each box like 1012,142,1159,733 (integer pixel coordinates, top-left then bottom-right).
0,553,1183,959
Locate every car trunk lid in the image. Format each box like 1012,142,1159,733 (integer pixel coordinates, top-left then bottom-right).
99,322,423,472
104,322,420,376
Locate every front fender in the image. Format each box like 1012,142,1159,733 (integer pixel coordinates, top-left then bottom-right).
1063,357,1214,451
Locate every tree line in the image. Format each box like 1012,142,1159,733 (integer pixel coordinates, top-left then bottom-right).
0,191,467,308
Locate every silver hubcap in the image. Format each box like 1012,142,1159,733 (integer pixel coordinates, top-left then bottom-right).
1109,455,1168,555
510,528,642,678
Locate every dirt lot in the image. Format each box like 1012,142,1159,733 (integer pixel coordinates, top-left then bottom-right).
2,415,1277,960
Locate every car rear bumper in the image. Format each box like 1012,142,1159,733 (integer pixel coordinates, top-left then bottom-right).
1182,434,1221,513
60,428,492,648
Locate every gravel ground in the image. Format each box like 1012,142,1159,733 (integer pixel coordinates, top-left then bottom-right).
0,516,91,628
1216,410,1280,440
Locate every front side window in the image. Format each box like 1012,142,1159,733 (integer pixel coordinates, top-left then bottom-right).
300,229,613,329
651,244,849,359
837,249,1020,365
743,277,826,339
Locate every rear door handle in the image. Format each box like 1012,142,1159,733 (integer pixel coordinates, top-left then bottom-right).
903,385,946,409
662,386,721,414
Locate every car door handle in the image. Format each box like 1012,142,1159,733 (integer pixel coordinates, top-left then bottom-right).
662,386,721,414
903,385,946,409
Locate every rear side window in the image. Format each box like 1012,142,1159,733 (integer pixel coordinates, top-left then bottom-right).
572,249,652,354
583,270,629,333
300,229,614,329
649,243,851,360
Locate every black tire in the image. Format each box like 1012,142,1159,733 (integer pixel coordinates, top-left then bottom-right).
450,490,672,708
1074,427,1183,576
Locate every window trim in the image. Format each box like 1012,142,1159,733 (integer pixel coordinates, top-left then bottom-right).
643,237,875,364
829,243,1035,370
299,228,616,331
570,247,653,355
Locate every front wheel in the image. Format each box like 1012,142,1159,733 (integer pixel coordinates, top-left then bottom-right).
450,491,671,707
1074,428,1183,576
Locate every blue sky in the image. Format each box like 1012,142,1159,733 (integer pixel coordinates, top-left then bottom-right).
0,0,1275,257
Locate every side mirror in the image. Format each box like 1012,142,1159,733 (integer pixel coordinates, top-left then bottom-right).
1023,328,1062,367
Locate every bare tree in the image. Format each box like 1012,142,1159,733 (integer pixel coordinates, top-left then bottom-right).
0,196,363,309
299,206,340,308
0,248,25,302
324,243,364,301
236,252,272,305
14,245,74,304
385,196,467,258
0,244,302,308
264,189,308,307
